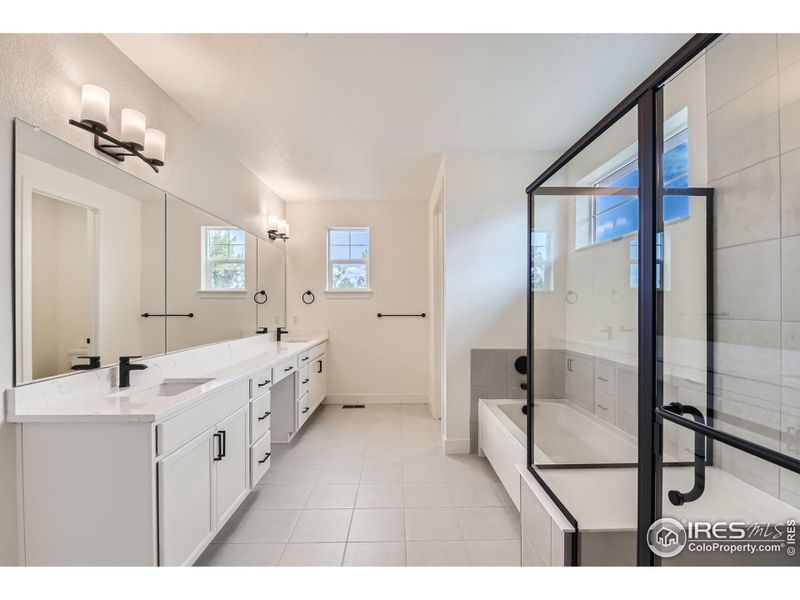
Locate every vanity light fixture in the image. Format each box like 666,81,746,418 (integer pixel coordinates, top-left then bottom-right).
69,83,166,172
267,215,290,240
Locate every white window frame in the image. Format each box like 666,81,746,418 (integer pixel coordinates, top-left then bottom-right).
326,227,371,293
575,108,689,250
200,226,247,292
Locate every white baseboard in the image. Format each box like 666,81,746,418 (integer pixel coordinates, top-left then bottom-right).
323,393,429,405
443,437,470,454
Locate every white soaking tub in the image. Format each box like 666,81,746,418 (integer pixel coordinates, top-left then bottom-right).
478,399,637,509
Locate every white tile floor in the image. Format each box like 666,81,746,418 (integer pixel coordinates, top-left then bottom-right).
195,403,521,567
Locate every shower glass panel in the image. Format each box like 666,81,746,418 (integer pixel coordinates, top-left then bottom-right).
654,35,800,566
529,104,641,565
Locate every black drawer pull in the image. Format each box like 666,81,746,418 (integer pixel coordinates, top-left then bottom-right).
302,378,309,384
258,452,271,464
302,407,310,414
257,379,271,387
258,411,271,421
284,366,293,372
213,432,223,461
302,356,309,361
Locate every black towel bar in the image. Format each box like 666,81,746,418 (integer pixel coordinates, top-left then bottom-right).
141,313,194,318
377,313,426,318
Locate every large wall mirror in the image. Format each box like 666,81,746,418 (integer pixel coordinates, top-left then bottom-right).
13,119,286,386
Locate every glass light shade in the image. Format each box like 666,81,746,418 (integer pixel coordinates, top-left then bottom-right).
144,128,166,164
79,84,110,131
282,223,290,238
120,108,146,150
278,220,288,235
267,214,280,231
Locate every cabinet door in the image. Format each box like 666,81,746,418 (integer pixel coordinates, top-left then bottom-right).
158,428,215,566
215,405,250,527
311,354,327,408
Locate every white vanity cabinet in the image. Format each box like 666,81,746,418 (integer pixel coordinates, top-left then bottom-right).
248,367,273,486
565,352,594,412
296,342,327,432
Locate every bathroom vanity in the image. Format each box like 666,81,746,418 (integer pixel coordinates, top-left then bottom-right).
6,335,327,566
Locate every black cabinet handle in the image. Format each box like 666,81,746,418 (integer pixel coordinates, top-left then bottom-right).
284,366,293,372
317,360,322,374
302,378,309,384
302,407,310,414
219,430,227,459
213,433,223,461
257,379,271,387
301,356,309,361
258,411,271,421
258,452,271,464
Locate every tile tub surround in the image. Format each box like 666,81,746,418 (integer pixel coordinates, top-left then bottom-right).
196,403,522,567
6,332,327,422
470,348,565,453
706,33,800,508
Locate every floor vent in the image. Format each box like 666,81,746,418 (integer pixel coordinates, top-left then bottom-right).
342,404,366,409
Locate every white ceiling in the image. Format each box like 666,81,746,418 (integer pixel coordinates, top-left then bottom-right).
107,33,690,203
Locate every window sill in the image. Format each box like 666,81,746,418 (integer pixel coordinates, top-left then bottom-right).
324,289,373,299
198,289,249,294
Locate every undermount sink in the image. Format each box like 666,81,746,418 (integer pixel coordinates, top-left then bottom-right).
282,336,314,343
110,378,215,400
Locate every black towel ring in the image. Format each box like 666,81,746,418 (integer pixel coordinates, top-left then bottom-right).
254,290,268,305
302,290,315,305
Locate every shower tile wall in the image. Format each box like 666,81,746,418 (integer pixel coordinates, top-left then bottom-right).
707,33,800,508
469,349,565,452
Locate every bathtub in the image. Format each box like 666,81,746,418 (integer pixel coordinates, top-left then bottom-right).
478,399,637,509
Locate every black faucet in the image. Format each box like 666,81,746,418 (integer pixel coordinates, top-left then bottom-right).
119,356,148,388
276,327,289,342
71,356,101,371
255,327,269,335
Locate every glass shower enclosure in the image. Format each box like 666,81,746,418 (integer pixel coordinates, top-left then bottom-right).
526,33,800,566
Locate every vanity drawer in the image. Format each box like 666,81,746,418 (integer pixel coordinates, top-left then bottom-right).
309,342,326,361
250,367,273,398
272,357,297,384
298,393,311,428
251,431,272,486
250,391,271,443
594,390,617,425
298,366,310,398
298,350,312,369
594,362,617,396
157,380,249,457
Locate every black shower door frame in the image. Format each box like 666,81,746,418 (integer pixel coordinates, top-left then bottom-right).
525,33,800,566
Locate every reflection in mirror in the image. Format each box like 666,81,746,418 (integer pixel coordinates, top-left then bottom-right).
257,237,286,331
166,195,259,352
14,120,166,384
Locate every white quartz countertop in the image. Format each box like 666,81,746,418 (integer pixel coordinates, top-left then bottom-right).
6,335,327,424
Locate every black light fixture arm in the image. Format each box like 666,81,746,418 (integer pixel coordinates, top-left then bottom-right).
68,119,163,173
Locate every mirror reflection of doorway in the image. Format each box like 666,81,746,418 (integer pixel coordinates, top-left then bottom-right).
29,191,98,380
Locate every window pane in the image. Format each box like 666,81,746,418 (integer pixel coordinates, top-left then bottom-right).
350,230,369,245
229,244,245,259
595,199,639,242
329,230,350,245
208,229,229,245
331,263,367,289
350,245,369,259
229,229,245,244
330,245,350,260
208,243,229,260
211,262,245,289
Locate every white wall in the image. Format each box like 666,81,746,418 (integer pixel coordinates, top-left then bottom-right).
286,201,429,404
440,151,558,453
0,34,286,565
